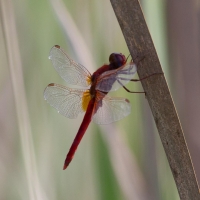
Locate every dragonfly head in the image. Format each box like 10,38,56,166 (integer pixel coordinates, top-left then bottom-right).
109,53,126,69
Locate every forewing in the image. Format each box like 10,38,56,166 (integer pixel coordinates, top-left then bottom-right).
92,92,131,124
49,45,91,87
44,83,87,118
96,63,137,92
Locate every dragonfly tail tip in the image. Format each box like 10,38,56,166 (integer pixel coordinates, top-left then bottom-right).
63,163,68,170
63,165,67,170
63,160,70,170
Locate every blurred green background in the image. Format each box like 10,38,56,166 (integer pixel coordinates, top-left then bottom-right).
0,0,200,199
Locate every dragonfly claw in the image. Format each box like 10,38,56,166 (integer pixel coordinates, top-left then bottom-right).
131,51,147,65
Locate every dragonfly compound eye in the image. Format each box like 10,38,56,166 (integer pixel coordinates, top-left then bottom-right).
109,53,126,69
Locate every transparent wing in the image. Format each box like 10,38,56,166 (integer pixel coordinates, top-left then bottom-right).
44,83,87,118
92,92,131,124
96,63,137,92
49,45,91,87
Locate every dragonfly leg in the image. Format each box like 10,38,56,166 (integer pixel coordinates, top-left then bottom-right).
117,79,145,94
123,85,146,95
131,72,163,82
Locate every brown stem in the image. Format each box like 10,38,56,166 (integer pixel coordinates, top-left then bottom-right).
110,0,200,199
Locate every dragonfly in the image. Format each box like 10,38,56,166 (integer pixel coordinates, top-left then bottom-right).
44,45,143,170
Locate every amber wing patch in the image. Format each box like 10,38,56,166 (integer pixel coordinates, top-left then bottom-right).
82,90,92,111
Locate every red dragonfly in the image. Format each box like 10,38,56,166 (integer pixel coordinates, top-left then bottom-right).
44,45,139,170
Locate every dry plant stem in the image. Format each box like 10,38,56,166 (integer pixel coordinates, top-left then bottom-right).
110,0,200,199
